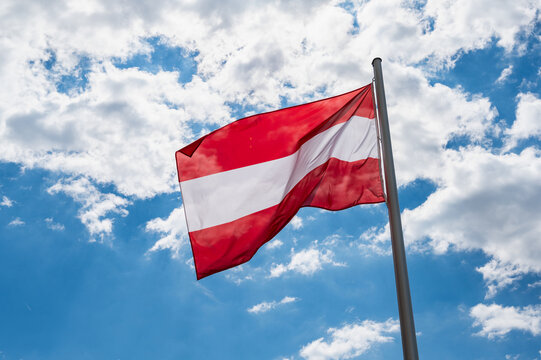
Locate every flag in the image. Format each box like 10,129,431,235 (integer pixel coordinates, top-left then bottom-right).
176,84,384,279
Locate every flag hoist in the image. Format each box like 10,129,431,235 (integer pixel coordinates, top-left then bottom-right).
175,58,419,360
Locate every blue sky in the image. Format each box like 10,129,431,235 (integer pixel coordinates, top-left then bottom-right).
0,1,540,359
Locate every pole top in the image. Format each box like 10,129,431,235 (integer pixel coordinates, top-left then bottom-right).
372,57,382,66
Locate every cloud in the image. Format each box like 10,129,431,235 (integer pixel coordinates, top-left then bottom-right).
145,206,188,258
358,226,392,256
402,147,541,269
354,57,541,297
1,64,203,199
384,66,497,187
477,259,525,299
496,65,513,84
299,318,399,360
47,177,130,241
0,0,536,202
231,236,347,282
470,303,541,339
269,247,343,278
225,272,254,285
247,296,298,314
421,0,537,61
266,239,283,250
360,145,541,296
290,215,303,230
505,92,541,149
45,217,65,231
0,196,13,207
0,0,539,261
8,217,24,227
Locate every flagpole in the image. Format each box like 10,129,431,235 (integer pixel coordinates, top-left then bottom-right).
372,57,419,360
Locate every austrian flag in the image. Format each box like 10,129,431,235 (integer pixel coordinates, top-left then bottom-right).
177,84,385,279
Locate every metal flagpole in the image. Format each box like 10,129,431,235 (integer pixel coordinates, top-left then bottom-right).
372,57,419,360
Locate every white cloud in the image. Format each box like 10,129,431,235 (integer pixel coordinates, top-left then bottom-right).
8,217,24,227
269,247,343,278
470,303,541,339
0,196,13,207
421,0,537,60
226,273,254,285
1,64,203,199
477,259,525,299
247,296,298,314
290,215,303,230
417,148,540,263
47,177,130,241
505,355,520,360
45,217,65,231
358,226,391,256
266,239,283,250
145,206,188,258
357,60,541,295
299,319,399,360
0,0,536,203
385,67,497,186
358,147,541,290
345,0,537,72
223,263,262,285
496,65,513,84
0,0,538,254
505,92,541,149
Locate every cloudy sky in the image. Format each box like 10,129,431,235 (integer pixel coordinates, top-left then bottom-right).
1,0,540,359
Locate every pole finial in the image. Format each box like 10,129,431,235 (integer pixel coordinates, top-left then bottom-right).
372,57,382,66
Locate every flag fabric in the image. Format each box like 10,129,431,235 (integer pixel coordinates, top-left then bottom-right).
176,84,385,279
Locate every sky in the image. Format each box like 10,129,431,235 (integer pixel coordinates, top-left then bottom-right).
0,0,540,359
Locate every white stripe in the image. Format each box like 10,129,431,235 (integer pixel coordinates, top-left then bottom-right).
181,116,378,231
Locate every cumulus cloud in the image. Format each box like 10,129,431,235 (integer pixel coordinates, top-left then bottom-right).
45,217,65,231
422,0,537,62
266,239,284,250
269,247,343,278
385,67,497,186
290,215,304,230
505,92,541,149
363,146,541,296
299,319,399,360
496,65,513,84
1,0,536,183
47,177,130,241
8,217,24,227
358,226,392,256
0,196,13,207
401,147,541,270
477,259,525,299
470,303,541,339
0,0,538,247
145,206,188,258
2,64,200,199
247,296,298,314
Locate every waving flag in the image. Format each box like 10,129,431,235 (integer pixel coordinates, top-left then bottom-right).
176,84,384,279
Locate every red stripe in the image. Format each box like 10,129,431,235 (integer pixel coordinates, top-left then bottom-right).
189,157,384,280
177,85,375,182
